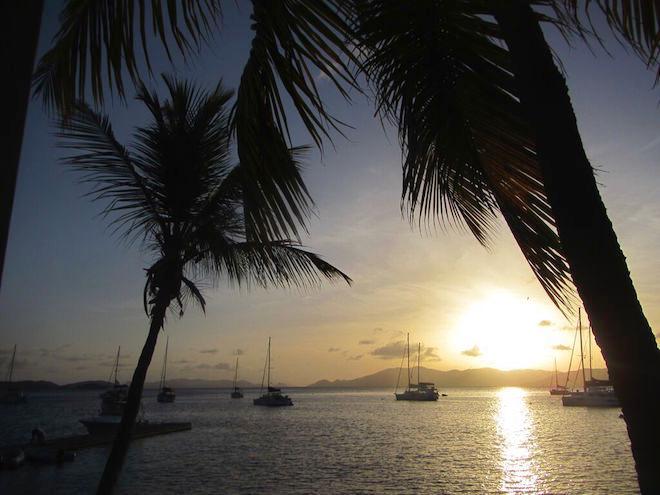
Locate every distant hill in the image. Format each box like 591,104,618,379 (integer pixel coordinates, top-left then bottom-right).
307,367,609,389
61,380,113,390
0,380,59,391
144,378,284,389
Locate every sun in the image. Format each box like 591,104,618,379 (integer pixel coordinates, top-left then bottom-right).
450,290,558,370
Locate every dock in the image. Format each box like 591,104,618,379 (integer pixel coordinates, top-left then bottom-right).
3,421,192,454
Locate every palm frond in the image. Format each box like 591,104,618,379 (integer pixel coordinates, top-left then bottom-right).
56,102,164,243
357,0,575,311
196,239,352,289
563,0,660,76
33,0,222,115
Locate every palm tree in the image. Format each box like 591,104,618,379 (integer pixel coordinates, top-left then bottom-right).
355,1,659,491
57,76,351,494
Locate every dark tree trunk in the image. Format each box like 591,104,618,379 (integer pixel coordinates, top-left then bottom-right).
96,299,168,494
494,2,660,492
0,0,44,290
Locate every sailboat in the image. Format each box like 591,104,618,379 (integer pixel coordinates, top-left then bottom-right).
562,309,620,407
230,356,243,399
549,358,570,395
253,337,293,407
157,336,175,403
395,333,439,401
0,345,27,404
80,346,141,434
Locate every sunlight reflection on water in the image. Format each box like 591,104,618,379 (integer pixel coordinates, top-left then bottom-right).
496,387,539,494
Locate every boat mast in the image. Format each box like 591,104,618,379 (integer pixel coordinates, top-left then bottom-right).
110,346,121,385
406,333,411,390
7,344,16,383
588,325,593,381
233,356,239,389
554,357,559,388
160,336,169,389
578,309,587,392
417,342,421,386
267,337,271,389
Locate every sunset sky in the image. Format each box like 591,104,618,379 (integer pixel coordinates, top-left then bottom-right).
1,2,658,386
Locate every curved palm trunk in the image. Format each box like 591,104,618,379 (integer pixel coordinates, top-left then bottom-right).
494,2,660,492
0,0,44,290
96,299,168,495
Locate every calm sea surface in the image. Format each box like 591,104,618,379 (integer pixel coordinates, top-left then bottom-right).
0,388,637,494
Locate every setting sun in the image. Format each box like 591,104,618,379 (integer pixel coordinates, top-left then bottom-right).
451,291,559,370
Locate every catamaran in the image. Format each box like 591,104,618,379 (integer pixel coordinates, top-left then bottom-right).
395,333,440,401
253,337,293,407
157,336,176,403
0,345,27,404
230,356,243,399
562,309,619,408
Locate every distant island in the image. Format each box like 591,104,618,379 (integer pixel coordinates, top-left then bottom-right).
1,367,609,391
307,366,609,389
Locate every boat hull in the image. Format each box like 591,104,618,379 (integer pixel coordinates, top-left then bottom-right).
157,392,175,403
253,396,293,407
395,390,439,401
549,388,571,396
562,392,620,407
231,391,244,399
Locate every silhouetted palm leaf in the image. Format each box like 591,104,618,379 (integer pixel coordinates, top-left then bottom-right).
563,0,660,75
231,0,360,243
33,0,222,115
356,0,574,310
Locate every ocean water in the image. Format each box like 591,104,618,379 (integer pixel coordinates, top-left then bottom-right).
0,388,637,494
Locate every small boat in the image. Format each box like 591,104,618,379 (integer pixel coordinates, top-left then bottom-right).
0,345,27,404
562,309,620,408
395,334,440,401
253,338,293,407
157,336,176,403
549,358,570,395
230,356,243,399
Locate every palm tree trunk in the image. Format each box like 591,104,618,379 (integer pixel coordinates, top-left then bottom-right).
96,298,168,494
0,0,44,290
494,2,660,492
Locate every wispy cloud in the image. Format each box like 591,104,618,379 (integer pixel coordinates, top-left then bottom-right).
359,340,374,345
347,354,363,361
462,345,482,358
184,362,230,371
328,347,341,353
199,348,218,354
372,327,383,333
538,320,552,327
422,346,442,362
371,341,405,359
552,344,571,351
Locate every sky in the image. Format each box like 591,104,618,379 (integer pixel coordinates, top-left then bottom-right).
0,2,658,386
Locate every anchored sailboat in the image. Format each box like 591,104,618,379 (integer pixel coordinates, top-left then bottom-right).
394,333,439,401
562,309,619,407
549,357,570,395
157,336,176,403
230,356,243,399
0,345,27,404
253,337,293,407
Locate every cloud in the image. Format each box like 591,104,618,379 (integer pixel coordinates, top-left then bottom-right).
371,341,406,359
552,344,572,351
347,355,363,361
422,346,442,362
372,327,383,333
359,340,375,345
173,359,192,365
538,320,552,327
199,348,218,354
328,347,341,353
185,362,230,371
462,345,482,358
